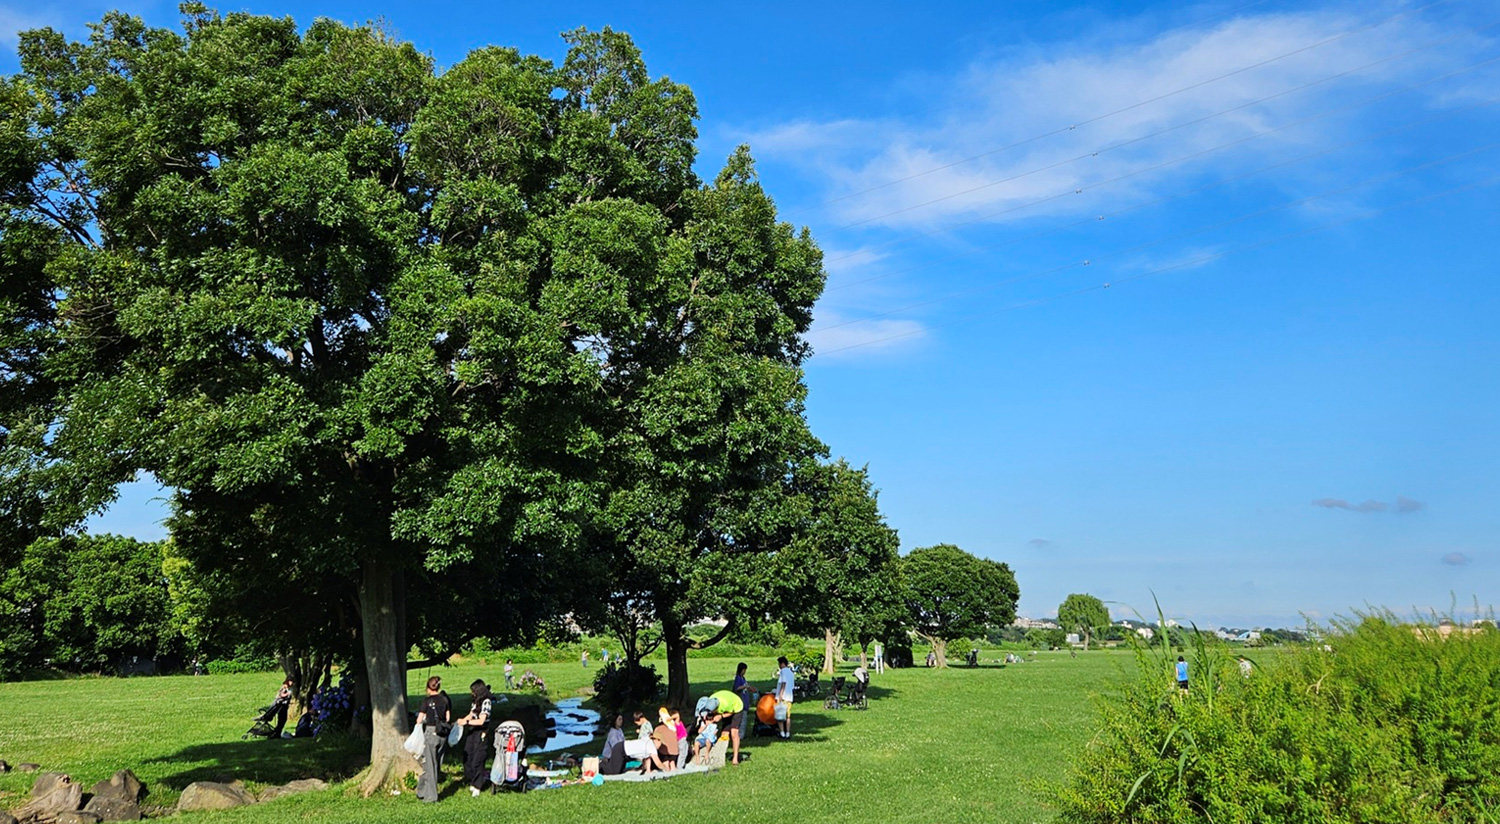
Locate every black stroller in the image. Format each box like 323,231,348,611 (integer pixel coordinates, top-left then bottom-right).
489,720,530,793
794,668,821,700
823,674,869,710
242,695,290,740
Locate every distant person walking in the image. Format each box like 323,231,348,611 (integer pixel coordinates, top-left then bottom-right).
1176,656,1189,693
581,650,589,668
503,659,514,690
774,656,795,740
873,642,885,674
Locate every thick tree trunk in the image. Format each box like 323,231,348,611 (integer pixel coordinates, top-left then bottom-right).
356,556,413,796
932,637,948,668
823,628,838,674
663,615,691,710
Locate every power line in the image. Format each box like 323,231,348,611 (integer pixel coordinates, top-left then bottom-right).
827,16,1495,232
812,173,1500,356
823,46,1500,272
789,0,1459,219
810,142,1498,339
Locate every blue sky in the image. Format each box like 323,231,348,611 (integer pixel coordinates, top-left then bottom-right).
10,0,1498,628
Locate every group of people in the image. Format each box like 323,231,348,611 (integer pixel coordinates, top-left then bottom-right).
410,676,508,801
596,657,798,777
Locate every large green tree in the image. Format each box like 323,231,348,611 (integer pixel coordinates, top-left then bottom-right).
3,9,825,786
901,544,1020,667
1057,592,1110,650
0,534,178,677
778,458,904,673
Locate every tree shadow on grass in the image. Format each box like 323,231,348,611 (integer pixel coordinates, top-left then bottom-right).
143,735,368,791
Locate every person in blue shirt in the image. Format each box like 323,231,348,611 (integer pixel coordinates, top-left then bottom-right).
1175,656,1189,693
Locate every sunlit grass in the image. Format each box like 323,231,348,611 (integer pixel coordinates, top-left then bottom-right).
0,651,1151,822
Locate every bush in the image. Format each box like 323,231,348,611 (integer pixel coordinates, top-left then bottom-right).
592,661,662,710
1057,610,1500,824
204,645,278,674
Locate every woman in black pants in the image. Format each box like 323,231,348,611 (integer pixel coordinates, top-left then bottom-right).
455,680,494,796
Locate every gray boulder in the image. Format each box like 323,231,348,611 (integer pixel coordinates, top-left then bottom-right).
2,808,18,824
257,779,329,802
80,797,139,823
53,813,99,824
175,782,255,813
16,764,40,773
86,771,142,804
14,772,82,823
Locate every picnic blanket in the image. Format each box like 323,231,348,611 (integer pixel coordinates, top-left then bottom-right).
599,764,717,782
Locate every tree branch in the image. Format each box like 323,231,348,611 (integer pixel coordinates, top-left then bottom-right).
686,614,736,650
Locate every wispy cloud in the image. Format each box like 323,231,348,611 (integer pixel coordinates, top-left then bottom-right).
1312,497,1387,513
1028,538,1058,550
1312,496,1424,514
1395,495,1425,513
1441,552,1471,566
746,8,1496,232
805,312,925,359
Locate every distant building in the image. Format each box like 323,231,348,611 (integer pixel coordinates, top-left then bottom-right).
1135,627,1155,640
1013,617,1060,630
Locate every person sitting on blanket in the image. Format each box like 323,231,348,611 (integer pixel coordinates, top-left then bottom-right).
599,713,627,776
641,707,679,774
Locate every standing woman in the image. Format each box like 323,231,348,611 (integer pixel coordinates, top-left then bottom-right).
732,662,752,742
413,676,451,803
268,677,294,739
455,679,495,796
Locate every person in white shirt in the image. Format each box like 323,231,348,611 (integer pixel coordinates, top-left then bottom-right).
774,656,795,739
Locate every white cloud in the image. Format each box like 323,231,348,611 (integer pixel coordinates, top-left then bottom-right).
805,311,926,359
746,7,1496,232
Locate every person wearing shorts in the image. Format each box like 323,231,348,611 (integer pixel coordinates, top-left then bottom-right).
706,688,744,764
774,656,795,739
1176,656,1189,693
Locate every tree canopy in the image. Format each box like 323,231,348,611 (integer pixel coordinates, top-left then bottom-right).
901,544,1019,667
0,8,831,787
1057,593,1110,650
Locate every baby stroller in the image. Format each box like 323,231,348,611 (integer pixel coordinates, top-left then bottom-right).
242,695,290,740
846,672,869,710
823,677,847,710
489,720,529,793
794,668,820,700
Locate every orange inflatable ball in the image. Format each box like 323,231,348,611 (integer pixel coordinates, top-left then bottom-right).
756,694,776,724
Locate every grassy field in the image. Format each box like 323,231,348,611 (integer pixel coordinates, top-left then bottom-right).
0,650,1175,823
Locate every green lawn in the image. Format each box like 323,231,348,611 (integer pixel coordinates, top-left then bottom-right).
0,652,1142,823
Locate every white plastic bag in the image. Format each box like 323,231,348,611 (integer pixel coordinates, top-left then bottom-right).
403,727,425,759
773,700,788,721
447,724,464,748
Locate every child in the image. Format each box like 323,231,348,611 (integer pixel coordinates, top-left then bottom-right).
691,715,719,764
671,710,689,769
